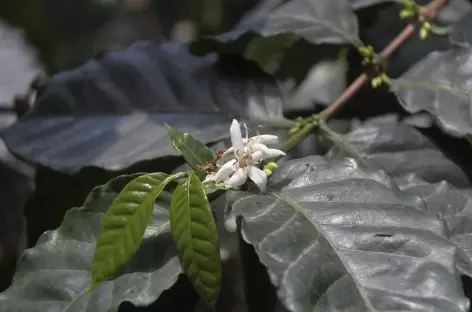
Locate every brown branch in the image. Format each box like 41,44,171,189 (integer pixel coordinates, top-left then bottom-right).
319,0,446,120
319,25,415,119
319,74,368,119
420,0,448,21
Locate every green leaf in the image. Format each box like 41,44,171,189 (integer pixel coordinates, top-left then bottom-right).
389,11,472,137
166,124,214,171
191,0,360,80
91,172,181,287
225,156,469,312
170,172,221,309
393,174,472,278
326,115,470,188
390,46,472,138
0,174,182,312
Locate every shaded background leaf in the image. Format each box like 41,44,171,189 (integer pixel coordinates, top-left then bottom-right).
0,174,182,312
193,0,360,52
1,39,287,174
0,19,39,291
225,156,469,312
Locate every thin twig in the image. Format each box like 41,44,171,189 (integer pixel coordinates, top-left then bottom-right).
420,0,448,21
319,25,416,119
318,74,368,119
319,0,448,120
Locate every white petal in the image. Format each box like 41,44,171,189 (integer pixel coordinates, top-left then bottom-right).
245,135,279,145
263,148,286,158
226,168,248,188
247,143,269,154
221,147,234,158
247,166,267,192
230,119,245,157
213,159,237,182
250,151,264,163
203,172,217,182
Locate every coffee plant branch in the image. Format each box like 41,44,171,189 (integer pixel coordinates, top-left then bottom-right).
278,0,448,164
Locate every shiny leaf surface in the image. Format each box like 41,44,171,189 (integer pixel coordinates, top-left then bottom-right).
0,174,181,312
225,156,469,312
170,172,221,309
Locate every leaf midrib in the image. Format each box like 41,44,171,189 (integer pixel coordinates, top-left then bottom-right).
270,191,379,312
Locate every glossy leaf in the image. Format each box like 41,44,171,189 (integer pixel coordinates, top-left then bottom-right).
191,0,360,81
394,174,472,278
1,39,287,173
225,156,469,312
0,174,181,312
166,124,214,171
170,172,221,309
327,115,470,187
390,46,472,137
91,172,180,287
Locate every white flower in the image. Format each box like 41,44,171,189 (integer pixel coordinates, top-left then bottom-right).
204,119,286,191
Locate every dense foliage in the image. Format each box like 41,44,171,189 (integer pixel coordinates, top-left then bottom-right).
2,0,472,311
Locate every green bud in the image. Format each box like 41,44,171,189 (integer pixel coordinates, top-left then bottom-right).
371,77,380,88
264,168,273,176
419,28,428,40
265,162,278,170
399,9,414,19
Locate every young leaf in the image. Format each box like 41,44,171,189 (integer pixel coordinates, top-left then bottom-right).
170,172,221,309
0,174,181,312
91,172,181,287
166,124,214,171
225,156,469,312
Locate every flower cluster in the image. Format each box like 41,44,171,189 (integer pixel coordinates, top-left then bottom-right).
204,119,285,191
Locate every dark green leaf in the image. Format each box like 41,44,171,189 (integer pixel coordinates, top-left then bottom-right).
394,174,472,278
349,0,392,10
327,115,470,187
0,174,181,312
1,39,287,174
166,124,214,171
191,0,360,77
194,0,360,48
170,172,221,309
225,156,469,311
390,46,472,137
91,172,180,287
451,9,472,45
